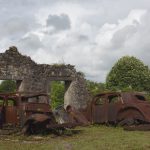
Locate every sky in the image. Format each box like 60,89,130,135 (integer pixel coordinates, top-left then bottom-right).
0,0,150,82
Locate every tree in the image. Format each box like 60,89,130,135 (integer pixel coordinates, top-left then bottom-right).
106,56,150,92
50,81,65,108
86,80,106,95
0,80,16,92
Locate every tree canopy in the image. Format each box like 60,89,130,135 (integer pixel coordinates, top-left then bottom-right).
0,80,16,92
106,56,150,91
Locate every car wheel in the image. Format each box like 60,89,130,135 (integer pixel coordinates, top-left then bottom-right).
118,118,135,126
117,108,144,126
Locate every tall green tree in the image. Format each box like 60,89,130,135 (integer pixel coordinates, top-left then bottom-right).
0,80,16,92
106,56,150,91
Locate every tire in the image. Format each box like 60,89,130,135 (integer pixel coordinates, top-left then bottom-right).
118,118,135,126
117,109,144,126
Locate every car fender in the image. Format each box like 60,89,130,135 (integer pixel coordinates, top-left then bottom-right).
117,106,145,121
23,113,52,126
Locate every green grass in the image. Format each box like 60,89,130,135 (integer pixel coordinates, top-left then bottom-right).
1,125,150,150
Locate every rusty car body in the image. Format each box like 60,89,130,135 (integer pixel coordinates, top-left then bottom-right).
87,92,150,126
0,92,69,134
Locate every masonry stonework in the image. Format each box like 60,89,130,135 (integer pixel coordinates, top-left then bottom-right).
0,46,91,110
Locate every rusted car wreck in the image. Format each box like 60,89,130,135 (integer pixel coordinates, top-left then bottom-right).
0,92,75,135
86,92,150,126
1,91,150,135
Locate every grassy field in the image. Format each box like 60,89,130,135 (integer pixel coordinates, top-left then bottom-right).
0,125,150,150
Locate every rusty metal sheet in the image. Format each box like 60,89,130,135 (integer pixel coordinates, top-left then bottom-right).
22,103,50,113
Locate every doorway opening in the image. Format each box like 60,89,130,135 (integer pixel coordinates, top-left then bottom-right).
49,80,71,109
50,81,65,109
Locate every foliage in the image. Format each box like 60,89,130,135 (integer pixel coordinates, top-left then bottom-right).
0,80,16,92
50,81,65,108
106,56,150,92
86,80,106,95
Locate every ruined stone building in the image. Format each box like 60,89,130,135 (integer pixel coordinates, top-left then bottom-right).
0,46,91,110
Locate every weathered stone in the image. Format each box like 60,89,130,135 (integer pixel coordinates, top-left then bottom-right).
0,46,91,110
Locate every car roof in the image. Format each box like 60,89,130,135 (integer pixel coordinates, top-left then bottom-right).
94,91,145,97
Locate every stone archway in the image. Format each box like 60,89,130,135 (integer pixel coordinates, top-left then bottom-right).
0,46,91,110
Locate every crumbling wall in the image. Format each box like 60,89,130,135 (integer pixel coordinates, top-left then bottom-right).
0,46,91,109
64,72,91,110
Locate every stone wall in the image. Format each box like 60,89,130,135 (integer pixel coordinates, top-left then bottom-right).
0,46,91,110
64,72,91,109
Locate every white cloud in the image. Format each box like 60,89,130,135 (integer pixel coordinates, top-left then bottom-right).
0,1,150,82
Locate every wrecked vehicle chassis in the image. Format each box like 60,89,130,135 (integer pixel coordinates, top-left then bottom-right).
0,92,74,135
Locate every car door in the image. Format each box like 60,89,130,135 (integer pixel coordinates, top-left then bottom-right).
92,95,108,123
107,94,123,123
0,97,4,127
5,99,18,125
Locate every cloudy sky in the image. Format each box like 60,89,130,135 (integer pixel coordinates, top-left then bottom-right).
0,0,150,82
